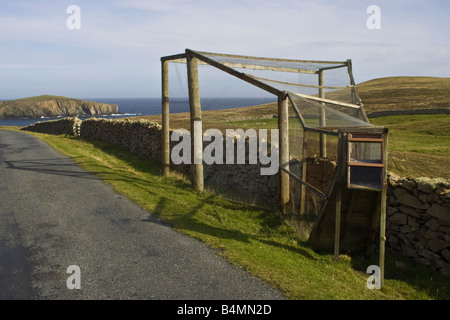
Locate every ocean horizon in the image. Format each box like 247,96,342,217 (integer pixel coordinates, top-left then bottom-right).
0,97,276,127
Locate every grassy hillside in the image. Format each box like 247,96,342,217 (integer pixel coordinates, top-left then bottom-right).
15,95,81,102
357,76,450,113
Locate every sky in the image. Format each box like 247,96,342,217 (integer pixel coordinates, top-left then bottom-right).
0,0,449,99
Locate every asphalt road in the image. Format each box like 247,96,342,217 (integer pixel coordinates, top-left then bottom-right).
0,129,284,300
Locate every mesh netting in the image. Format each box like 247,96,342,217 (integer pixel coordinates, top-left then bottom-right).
288,92,371,129
200,52,347,73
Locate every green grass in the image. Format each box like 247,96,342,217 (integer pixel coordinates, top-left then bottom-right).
221,114,450,179
15,129,450,300
370,114,450,179
15,95,79,101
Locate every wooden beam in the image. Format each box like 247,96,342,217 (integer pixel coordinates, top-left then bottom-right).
280,167,328,201
290,92,361,110
161,60,170,177
187,49,284,98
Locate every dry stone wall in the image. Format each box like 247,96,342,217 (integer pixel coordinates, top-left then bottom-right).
386,174,450,276
20,117,450,275
79,118,163,162
21,117,81,136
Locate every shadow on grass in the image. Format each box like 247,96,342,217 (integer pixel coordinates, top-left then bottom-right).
71,137,450,299
349,250,450,300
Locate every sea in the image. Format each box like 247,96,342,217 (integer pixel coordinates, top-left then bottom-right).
0,97,276,127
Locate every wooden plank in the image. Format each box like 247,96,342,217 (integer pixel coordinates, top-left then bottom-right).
348,162,384,168
348,137,384,142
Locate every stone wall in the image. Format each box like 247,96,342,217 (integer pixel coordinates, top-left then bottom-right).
79,118,163,162
21,116,450,275
386,174,450,276
21,117,81,136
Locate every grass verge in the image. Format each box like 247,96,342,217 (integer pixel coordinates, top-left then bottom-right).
9,128,447,300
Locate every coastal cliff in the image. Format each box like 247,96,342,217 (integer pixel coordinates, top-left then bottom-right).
0,95,118,119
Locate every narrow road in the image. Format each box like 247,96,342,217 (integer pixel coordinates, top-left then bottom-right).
0,129,284,300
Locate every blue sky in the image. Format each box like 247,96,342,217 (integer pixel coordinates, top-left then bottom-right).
0,0,449,99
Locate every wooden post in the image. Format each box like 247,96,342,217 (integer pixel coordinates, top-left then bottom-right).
334,132,346,262
186,52,204,192
278,95,289,213
334,183,342,262
379,132,388,288
319,70,326,158
300,129,308,216
161,59,170,177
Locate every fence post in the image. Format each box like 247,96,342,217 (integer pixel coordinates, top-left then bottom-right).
278,95,289,213
162,59,170,177
186,51,204,192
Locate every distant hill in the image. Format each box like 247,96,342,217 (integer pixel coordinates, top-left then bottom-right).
356,76,450,114
0,95,118,119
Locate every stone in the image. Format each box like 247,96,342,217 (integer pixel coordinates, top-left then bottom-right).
400,225,412,234
393,188,407,199
396,193,424,209
390,212,408,225
442,248,450,262
418,248,441,260
408,216,420,228
425,218,441,232
425,229,438,240
387,205,398,216
401,243,416,257
416,257,432,266
398,205,421,218
427,204,450,222
428,239,449,253
440,226,450,234
416,177,444,193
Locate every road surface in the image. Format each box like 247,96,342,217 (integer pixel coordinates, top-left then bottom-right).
0,129,284,300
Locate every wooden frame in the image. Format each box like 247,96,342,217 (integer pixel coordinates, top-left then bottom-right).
160,50,387,285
